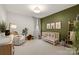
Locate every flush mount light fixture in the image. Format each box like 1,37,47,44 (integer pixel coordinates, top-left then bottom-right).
33,7,40,13
28,4,46,14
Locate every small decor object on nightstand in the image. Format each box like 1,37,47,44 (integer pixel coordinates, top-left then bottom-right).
5,30,10,36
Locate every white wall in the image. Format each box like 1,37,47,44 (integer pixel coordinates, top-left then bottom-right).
7,12,35,35
0,5,7,22
0,5,37,37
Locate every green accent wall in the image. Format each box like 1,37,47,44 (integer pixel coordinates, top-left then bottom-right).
41,5,79,40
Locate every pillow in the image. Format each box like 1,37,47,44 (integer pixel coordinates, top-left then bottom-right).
11,31,18,35
49,34,51,37
55,33,59,38
51,33,55,37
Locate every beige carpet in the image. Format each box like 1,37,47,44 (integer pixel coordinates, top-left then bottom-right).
14,39,73,55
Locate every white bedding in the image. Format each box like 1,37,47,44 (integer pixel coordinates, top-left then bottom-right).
0,36,12,46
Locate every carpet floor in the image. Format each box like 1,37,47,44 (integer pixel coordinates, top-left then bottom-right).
14,39,73,55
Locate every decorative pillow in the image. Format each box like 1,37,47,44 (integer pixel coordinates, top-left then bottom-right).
55,33,59,38
51,34,55,37
11,31,18,35
44,34,48,37
49,33,51,37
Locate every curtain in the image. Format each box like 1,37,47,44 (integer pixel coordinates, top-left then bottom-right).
33,17,41,39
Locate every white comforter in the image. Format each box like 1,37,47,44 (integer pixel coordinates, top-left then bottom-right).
0,36,12,46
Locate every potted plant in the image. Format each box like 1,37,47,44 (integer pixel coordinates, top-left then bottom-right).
0,21,6,33
73,20,79,54
22,28,28,36
0,21,7,37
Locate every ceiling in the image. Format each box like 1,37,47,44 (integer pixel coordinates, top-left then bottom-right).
4,4,76,18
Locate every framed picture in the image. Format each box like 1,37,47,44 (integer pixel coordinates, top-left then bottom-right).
51,23,55,29
47,23,51,29
56,22,61,29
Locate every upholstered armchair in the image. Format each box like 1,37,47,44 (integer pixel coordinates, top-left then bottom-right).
13,35,25,46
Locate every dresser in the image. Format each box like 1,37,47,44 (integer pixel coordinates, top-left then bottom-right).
0,44,14,55
0,35,14,55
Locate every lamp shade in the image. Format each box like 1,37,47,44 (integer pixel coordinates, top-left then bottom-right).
10,24,17,29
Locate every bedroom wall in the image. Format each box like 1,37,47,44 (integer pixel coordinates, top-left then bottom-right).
41,5,79,40
0,5,7,22
7,12,35,35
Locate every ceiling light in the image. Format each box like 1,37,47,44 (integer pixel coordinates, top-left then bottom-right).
33,7,40,13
